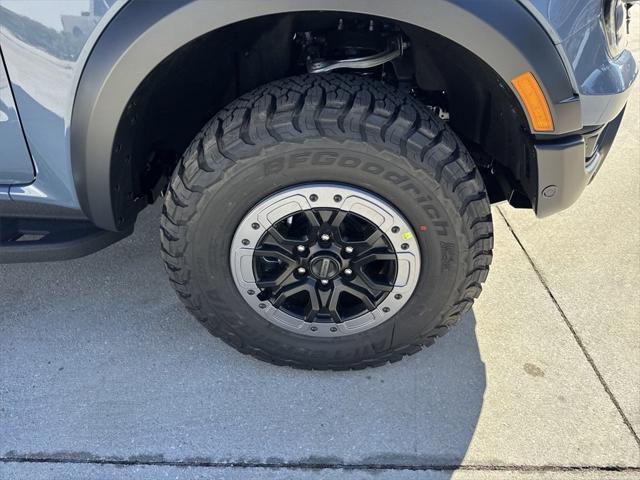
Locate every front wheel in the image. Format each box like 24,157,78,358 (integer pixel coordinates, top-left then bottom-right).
161,74,493,370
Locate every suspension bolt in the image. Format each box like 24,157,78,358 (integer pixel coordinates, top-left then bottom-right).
320,233,330,241
345,246,354,254
344,268,353,276
296,245,306,253
320,279,329,286
297,267,307,275
242,239,250,246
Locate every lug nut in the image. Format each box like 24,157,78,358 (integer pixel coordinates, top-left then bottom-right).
297,267,306,275
320,279,329,286
345,246,354,254
296,245,306,253
344,268,353,276
320,233,330,241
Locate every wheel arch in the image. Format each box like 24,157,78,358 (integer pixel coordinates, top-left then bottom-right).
71,0,580,231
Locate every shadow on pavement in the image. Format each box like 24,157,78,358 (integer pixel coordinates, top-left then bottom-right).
0,204,486,476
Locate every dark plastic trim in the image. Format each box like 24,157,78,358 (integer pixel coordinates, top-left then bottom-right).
0,196,88,221
586,105,625,180
534,137,586,218
534,107,625,218
0,218,132,263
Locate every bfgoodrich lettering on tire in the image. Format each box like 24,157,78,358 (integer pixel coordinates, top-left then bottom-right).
161,73,493,370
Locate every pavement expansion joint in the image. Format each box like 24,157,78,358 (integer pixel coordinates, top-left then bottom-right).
497,206,640,447
1,455,640,473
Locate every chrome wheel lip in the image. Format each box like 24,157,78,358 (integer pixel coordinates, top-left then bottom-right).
230,183,421,337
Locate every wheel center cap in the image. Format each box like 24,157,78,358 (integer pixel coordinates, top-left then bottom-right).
309,255,341,280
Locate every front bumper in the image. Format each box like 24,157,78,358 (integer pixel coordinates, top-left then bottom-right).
521,0,637,217
534,107,625,217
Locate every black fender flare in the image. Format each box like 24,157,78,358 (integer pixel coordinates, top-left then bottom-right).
71,0,581,231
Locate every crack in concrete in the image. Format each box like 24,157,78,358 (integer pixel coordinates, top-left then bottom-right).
497,207,640,447
1,455,639,473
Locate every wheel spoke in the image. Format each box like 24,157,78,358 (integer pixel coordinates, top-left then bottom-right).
272,279,313,308
343,230,384,255
348,274,393,295
264,228,306,248
350,252,396,293
363,229,384,246
325,282,345,323
304,287,322,322
256,265,297,290
302,210,321,228
351,251,396,266
336,279,377,311
329,210,348,228
253,246,296,265
326,210,348,243
352,270,394,293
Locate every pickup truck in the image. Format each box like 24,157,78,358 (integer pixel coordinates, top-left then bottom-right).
0,0,636,369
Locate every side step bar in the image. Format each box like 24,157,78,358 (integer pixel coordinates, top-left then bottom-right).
0,218,132,263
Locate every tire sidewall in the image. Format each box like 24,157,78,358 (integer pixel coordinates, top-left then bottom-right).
185,139,470,364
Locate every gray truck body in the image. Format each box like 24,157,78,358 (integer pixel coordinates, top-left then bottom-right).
0,0,636,262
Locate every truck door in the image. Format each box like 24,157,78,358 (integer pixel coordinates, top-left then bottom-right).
0,48,34,185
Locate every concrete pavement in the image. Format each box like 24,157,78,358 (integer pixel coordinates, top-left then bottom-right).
2,24,639,480
1,207,637,476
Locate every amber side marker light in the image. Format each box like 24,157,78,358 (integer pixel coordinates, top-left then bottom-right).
511,71,554,132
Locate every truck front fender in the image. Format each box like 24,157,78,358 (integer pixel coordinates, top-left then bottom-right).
71,0,581,230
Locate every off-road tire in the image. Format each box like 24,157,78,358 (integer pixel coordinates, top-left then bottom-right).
160,73,493,370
